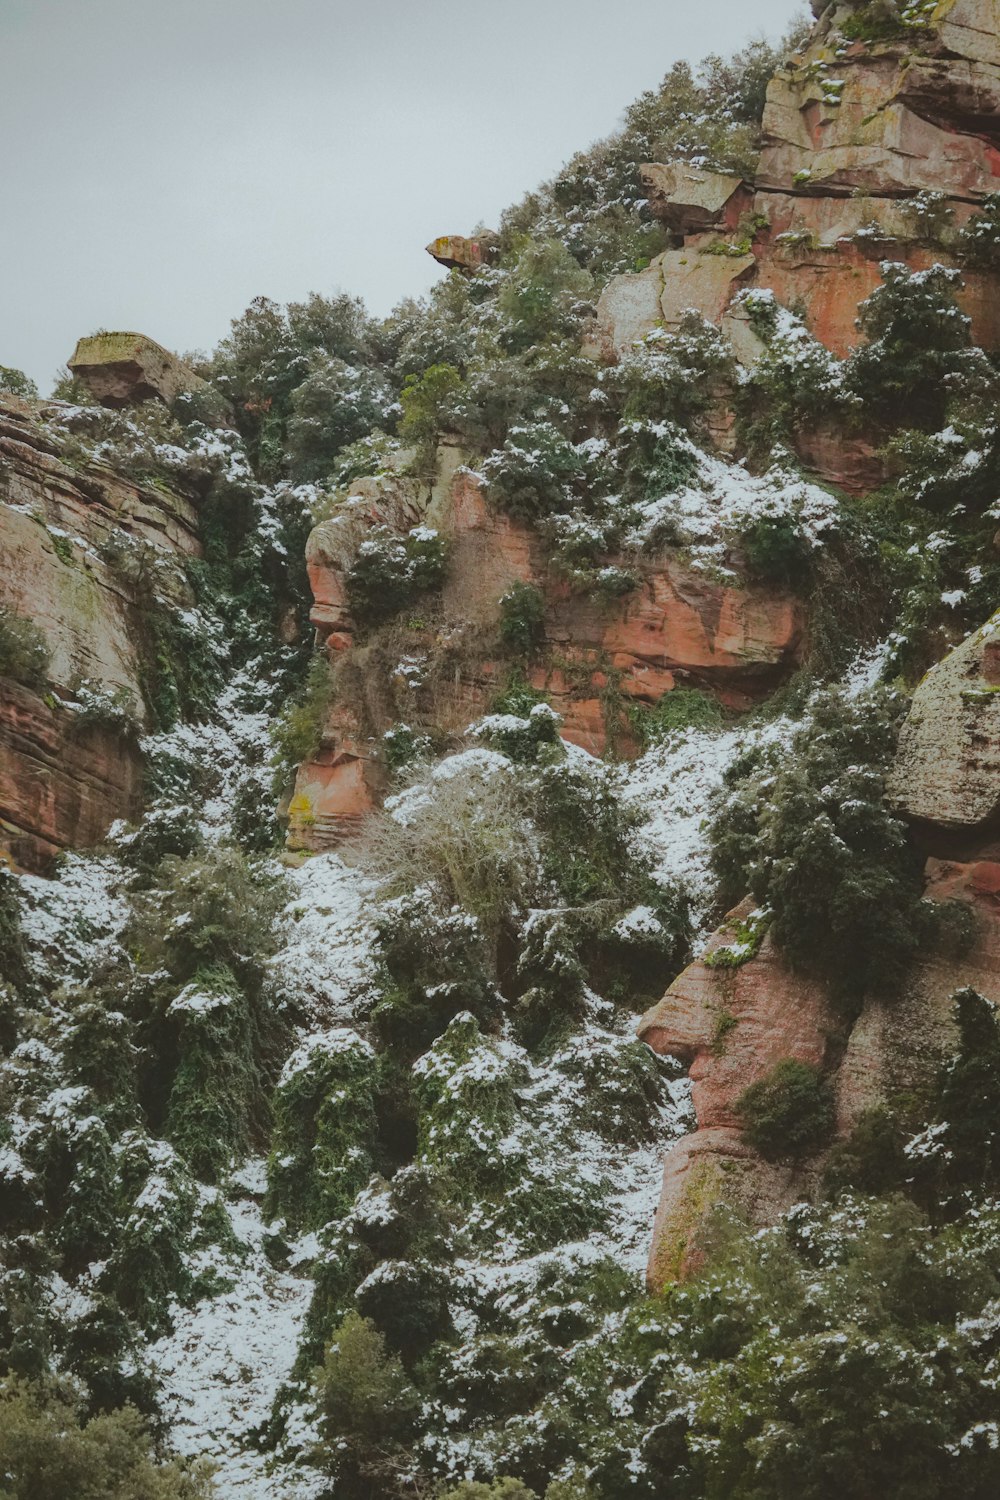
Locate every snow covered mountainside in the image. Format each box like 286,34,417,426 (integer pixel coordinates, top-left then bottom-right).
8,3,1000,1497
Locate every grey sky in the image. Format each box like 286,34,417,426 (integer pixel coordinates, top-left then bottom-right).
2,0,800,391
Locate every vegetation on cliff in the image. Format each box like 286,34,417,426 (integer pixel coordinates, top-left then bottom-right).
9,4,1000,1497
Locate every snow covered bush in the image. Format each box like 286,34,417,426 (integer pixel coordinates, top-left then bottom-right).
367,886,501,1058
482,421,595,522
709,684,921,1003
845,261,996,430
412,1012,526,1198
359,751,535,938
735,290,851,450
164,964,262,1181
959,191,1000,268
286,352,393,482
265,1028,378,1233
493,237,594,354
345,524,447,626
610,316,736,431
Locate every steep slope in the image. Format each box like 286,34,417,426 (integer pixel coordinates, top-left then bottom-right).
9,3,1000,1498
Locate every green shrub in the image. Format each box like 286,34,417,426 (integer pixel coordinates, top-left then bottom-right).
0,1375,213,1498
382,722,431,776
367,887,501,1059
823,1107,908,1197
494,237,594,353
482,422,586,522
0,607,50,687
737,1059,835,1161
499,581,546,656
959,191,1000,268
345,525,447,626
270,653,333,787
413,1012,525,1194
709,685,922,1001
845,261,995,430
0,865,31,997
0,366,38,399
474,701,562,765
286,353,392,482
631,688,723,745
398,362,464,472
265,1028,378,1232
69,681,141,738
313,1312,421,1500
164,963,262,1181
128,845,286,989
907,988,1000,1209
611,317,736,432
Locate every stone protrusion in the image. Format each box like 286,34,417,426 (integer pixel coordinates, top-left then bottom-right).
68,331,207,408
426,234,498,272
888,610,1000,833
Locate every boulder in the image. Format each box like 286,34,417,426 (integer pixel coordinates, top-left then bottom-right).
887,610,1000,834
68,331,207,408
640,163,751,235
426,234,497,272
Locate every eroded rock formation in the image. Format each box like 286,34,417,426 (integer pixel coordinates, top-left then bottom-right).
640,857,1000,1286
592,0,1000,366
69,331,207,408
289,457,805,850
0,395,200,870
888,608,1000,840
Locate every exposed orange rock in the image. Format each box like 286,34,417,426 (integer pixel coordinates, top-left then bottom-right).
296,466,806,848
640,851,1000,1290
592,0,1000,378
0,395,201,871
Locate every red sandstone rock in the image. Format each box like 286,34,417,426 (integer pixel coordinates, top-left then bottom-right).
0,679,143,872
0,397,202,871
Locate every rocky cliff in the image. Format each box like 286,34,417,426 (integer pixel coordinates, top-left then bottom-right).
0,394,201,870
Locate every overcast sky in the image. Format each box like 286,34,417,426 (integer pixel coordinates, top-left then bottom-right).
1,0,800,392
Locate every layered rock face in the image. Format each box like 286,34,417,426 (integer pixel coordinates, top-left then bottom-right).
289,456,805,850
0,395,200,870
591,0,1000,369
888,608,1000,842
69,332,207,408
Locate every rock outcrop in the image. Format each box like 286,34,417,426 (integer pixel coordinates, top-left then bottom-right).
592,0,1000,369
426,234,498,272
640,856,1000,1286
0,395,200,870
888,609,1000,840
69,331,207,408
290,458,805,850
